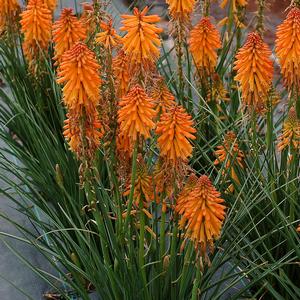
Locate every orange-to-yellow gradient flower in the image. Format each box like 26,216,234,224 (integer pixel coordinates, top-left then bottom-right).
0,0,20,33
118,85,156,142
124,155,154,207
277,107,300,152
95,20,122,50
234,32,274,112
220,0,247,12
176,175,226,253
113,50,130,97
189,17,221,76
151,78,176,114
52,8,86,65
166,0,195,21
20,0,52,62
57,42,101,115
63,109,104,159
275,7,300,91
120,6,163,65
156,105,196,162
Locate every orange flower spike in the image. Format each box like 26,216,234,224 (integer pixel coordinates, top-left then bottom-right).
277,107,300,152
189,18,221,75
176,175,226,253
166,0,195,20
95,20,122,50
118,85,156,141
113,50,130,97
234,32,274,112
275,8,300,91
20,0,52,60
156,105,196,161
120,6,163,64
57,42,101,114
52,8,86,64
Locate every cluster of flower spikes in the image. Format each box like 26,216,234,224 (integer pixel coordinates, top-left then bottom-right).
52,8,86,65
120,7,163,72
277,106,300,152
123,154,154,208
166,0,195,22
95,19,122,50
214,131,244,192
189,17,221,77
175,174,226,254
0,0,20,34
275,7,300,92
20,0,52,64
234,32,274,113
156,105,197,163
57,42,103,159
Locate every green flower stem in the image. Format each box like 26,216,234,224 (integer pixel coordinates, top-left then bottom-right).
191,265,201,300
159,203,167,267
138,200,150,299
176,21,185,107
179,241,193,297
123,139,139,232
266,107,277,202
163,221,179,298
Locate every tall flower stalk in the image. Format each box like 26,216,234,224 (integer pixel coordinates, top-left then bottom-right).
166,0,195,106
